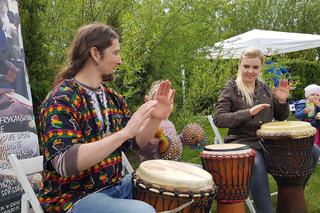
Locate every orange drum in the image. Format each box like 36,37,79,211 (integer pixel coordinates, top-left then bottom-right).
200,144,256,213
133,160,215,213
257,121,315,213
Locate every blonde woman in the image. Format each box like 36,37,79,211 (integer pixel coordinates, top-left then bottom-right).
213,48,319,212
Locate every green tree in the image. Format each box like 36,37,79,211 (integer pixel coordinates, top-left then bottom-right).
20,0,320,117
19,0,52,114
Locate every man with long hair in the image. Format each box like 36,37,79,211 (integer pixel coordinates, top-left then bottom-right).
37,23,175,213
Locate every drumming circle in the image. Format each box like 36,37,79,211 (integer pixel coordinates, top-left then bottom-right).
133,160,215,213
200,144,256,203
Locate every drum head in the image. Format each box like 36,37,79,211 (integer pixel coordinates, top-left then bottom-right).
135,160,213,192
204,144,248,151
257,121,316,139
202,144,252,155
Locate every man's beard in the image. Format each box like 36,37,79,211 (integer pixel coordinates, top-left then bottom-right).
102,73,114,82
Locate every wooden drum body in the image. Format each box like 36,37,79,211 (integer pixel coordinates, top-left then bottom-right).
257,121,316,213
133,160,215,213
200,144,256,213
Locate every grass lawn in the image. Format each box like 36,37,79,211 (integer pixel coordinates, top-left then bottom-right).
126,114,320,212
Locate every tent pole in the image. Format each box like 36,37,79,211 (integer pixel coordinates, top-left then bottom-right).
181,64,185,105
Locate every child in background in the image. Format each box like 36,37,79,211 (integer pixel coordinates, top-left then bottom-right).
294,84,320,147
138,81,177,162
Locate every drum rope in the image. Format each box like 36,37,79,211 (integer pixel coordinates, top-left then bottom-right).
258,139,269,156
201,151,256,202
158,199,194,213
260,138,314,178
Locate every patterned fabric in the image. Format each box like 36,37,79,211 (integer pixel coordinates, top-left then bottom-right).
37,78,133,212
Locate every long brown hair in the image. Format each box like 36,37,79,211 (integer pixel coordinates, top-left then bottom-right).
54,23,119,85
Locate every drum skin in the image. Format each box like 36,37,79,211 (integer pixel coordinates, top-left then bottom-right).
133,160,215,213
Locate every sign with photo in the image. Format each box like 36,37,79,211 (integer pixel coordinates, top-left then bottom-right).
0,0,39,212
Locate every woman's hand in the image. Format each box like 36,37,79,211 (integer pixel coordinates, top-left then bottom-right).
151,80,176,120
250,104,270,116
273,80,291,103
122,100,157,139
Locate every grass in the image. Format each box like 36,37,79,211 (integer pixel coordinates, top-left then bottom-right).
126,114,320,212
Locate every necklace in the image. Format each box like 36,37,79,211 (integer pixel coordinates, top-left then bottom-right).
99,85,111,136
72,78,111,137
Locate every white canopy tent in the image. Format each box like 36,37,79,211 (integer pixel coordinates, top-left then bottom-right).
208,29,320,59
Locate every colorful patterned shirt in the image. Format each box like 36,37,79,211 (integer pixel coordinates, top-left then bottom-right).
37,78,133,212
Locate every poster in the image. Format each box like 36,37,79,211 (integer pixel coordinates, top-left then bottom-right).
0,0,39,212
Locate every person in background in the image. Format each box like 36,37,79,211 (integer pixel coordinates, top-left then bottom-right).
37,23,175,213
294,84,320,147
213,47,320,213
0,18,20,90
6,10,20,61
138,80,177,162
6,10,28,98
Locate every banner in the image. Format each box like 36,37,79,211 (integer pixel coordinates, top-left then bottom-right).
0,0,39,212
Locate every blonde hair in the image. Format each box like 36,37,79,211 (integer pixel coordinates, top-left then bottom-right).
148,80,162,97
236,48,264,106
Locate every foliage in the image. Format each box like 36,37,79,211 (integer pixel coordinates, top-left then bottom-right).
185,58,238,114
282,58,320,100
18,0,320,116
19,0,53,115
261,60,291,88
261,53,320,101
119,0,225,107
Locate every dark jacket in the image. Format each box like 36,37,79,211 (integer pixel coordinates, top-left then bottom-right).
294,99,320,128
213,77,289,149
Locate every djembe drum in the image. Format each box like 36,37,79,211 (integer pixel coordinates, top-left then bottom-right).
257,121,315,213
133,160,215,213
200,144,256,213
